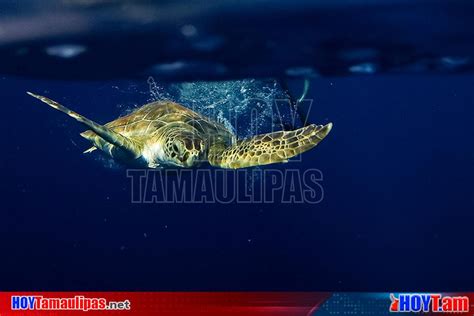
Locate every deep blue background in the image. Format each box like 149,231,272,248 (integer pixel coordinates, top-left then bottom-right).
0,74,473,290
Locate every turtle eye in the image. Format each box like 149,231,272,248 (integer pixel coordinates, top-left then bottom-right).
172,143,180,153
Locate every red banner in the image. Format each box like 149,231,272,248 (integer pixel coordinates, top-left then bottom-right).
0,292,330,316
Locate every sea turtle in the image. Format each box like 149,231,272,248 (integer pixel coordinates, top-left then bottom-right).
27,92,332,169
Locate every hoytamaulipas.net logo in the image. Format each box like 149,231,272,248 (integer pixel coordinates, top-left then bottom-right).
11,295,131,311
390,293,469,313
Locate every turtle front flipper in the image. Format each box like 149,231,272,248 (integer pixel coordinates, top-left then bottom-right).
208,123,332,169
27,92,142,159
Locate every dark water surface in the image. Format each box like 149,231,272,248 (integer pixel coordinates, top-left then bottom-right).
1,0,474,80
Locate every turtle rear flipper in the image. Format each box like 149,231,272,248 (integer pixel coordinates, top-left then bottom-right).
27,92,142,159
208,123,332,169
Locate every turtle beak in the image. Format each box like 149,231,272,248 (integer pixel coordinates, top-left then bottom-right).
182,152,198,167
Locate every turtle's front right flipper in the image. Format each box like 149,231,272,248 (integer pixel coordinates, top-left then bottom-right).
208,123,332,169
27,92,142,159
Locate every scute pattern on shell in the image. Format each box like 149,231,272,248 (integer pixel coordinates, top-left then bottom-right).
82,100,235,147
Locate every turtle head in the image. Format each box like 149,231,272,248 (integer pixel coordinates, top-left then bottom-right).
165,132,206,167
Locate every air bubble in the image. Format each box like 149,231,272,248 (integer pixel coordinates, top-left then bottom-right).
349,62,377,74
181,24,198,37
45,44,87,58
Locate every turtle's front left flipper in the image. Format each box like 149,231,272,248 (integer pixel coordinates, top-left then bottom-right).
27,92,142,158
208,123,332,169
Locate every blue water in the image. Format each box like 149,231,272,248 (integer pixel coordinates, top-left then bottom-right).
1,74,473,290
